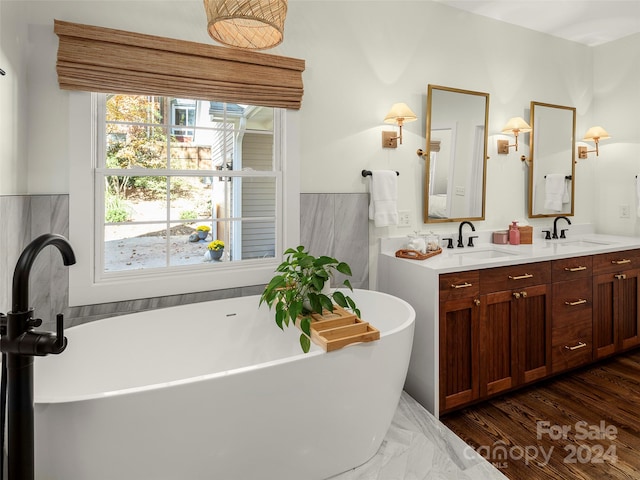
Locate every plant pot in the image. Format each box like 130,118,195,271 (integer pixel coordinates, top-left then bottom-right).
198,231,208,240
205,249,223,261
302,282,331,311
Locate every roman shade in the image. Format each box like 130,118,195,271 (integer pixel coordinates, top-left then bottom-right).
54,19,305,109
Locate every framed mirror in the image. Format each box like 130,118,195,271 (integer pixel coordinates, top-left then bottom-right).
423,85,489,223
528,101,576,217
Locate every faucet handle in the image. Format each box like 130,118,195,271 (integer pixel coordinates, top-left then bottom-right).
442,237,454,249
560,229,568,239
55,313,67,352
468,236,478,247
542,230,551,240
26,317,43,329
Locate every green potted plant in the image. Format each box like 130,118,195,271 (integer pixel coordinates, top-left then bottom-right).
259,246,360,353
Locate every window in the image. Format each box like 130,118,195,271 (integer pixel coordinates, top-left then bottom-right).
67,92,297,306
171,99,196,139
100,92,281,274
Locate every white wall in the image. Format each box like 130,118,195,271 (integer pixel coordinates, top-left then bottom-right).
592,32,640,236
3,1,632,288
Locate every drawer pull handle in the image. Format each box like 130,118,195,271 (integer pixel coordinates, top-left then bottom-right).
513,292,521,299
508,273,533,280
450,282,473,289
614,274,627,280
564,266,587,272
564,341,587,351
474,299,481,306
611,259,631,265
565,299,587,306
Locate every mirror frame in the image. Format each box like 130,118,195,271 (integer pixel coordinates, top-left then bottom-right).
527,101,576,218
423,84,489,223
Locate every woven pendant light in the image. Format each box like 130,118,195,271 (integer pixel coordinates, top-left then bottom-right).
204,0,288,50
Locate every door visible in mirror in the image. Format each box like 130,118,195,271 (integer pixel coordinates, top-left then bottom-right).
528,102,576,217
424,85,489,223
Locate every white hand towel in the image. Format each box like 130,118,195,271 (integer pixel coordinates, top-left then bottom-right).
368,170,398,227
636,176,640,218
544,174,565,211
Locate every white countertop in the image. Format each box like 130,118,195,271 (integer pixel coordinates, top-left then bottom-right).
380,225,640,274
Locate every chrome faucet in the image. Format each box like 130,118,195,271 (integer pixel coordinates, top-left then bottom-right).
0,234,76,480
552,216,571,239
457,221,476,247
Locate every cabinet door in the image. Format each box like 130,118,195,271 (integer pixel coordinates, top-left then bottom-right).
517,284,552,384
593,269,640,358
479,290,517,397
440,296,480,412
617,269,640,351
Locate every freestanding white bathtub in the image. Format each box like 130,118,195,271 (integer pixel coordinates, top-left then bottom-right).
33,289,415,480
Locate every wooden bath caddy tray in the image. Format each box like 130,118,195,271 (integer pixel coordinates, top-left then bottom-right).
395,247,442,260
300,305,380,352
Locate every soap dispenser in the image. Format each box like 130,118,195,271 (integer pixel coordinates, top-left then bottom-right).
509,221,520,245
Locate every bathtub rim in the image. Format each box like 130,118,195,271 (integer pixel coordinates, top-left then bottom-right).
35,289,415,404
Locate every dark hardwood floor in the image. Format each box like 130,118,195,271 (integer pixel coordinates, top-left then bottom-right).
442,350,640,479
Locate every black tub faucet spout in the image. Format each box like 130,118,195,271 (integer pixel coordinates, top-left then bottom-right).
12,234,76,313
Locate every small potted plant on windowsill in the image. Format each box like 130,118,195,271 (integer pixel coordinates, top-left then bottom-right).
259,246,360,353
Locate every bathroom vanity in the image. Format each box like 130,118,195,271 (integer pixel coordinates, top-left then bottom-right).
378,227,640,417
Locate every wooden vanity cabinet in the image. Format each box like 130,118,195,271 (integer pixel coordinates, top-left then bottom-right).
439,263,553,413
436,248,640,414
551,256,593,373
479,262,552,396
439,271,480,412
593,249,640,359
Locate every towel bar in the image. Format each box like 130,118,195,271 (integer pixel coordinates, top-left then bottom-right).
361,170,399,177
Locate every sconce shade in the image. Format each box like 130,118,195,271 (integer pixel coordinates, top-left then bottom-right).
384,103,417,125
501,116,532,134
578,126,610,159
204,0,288,50
583,126,611,142
382,103,416,148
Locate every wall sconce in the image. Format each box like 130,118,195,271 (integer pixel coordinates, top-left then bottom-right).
497,117,532,154
382,103,417,148
578,126,610,159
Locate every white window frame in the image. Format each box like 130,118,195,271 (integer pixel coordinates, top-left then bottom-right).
68,92,299,307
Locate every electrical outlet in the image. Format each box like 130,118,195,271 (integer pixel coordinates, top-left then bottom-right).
620,204,630,218
455,186,465,196
398,210,411,227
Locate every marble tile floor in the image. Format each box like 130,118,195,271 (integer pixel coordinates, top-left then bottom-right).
329,392,508,480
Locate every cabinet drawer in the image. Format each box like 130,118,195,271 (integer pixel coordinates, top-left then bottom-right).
552,256,592,282
593,249,640,275
552,278,592,319
479,262,551,294
552,316,592,373
439,271,479,301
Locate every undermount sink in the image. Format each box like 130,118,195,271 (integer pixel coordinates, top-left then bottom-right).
449,247,520,263
553,239,612,248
